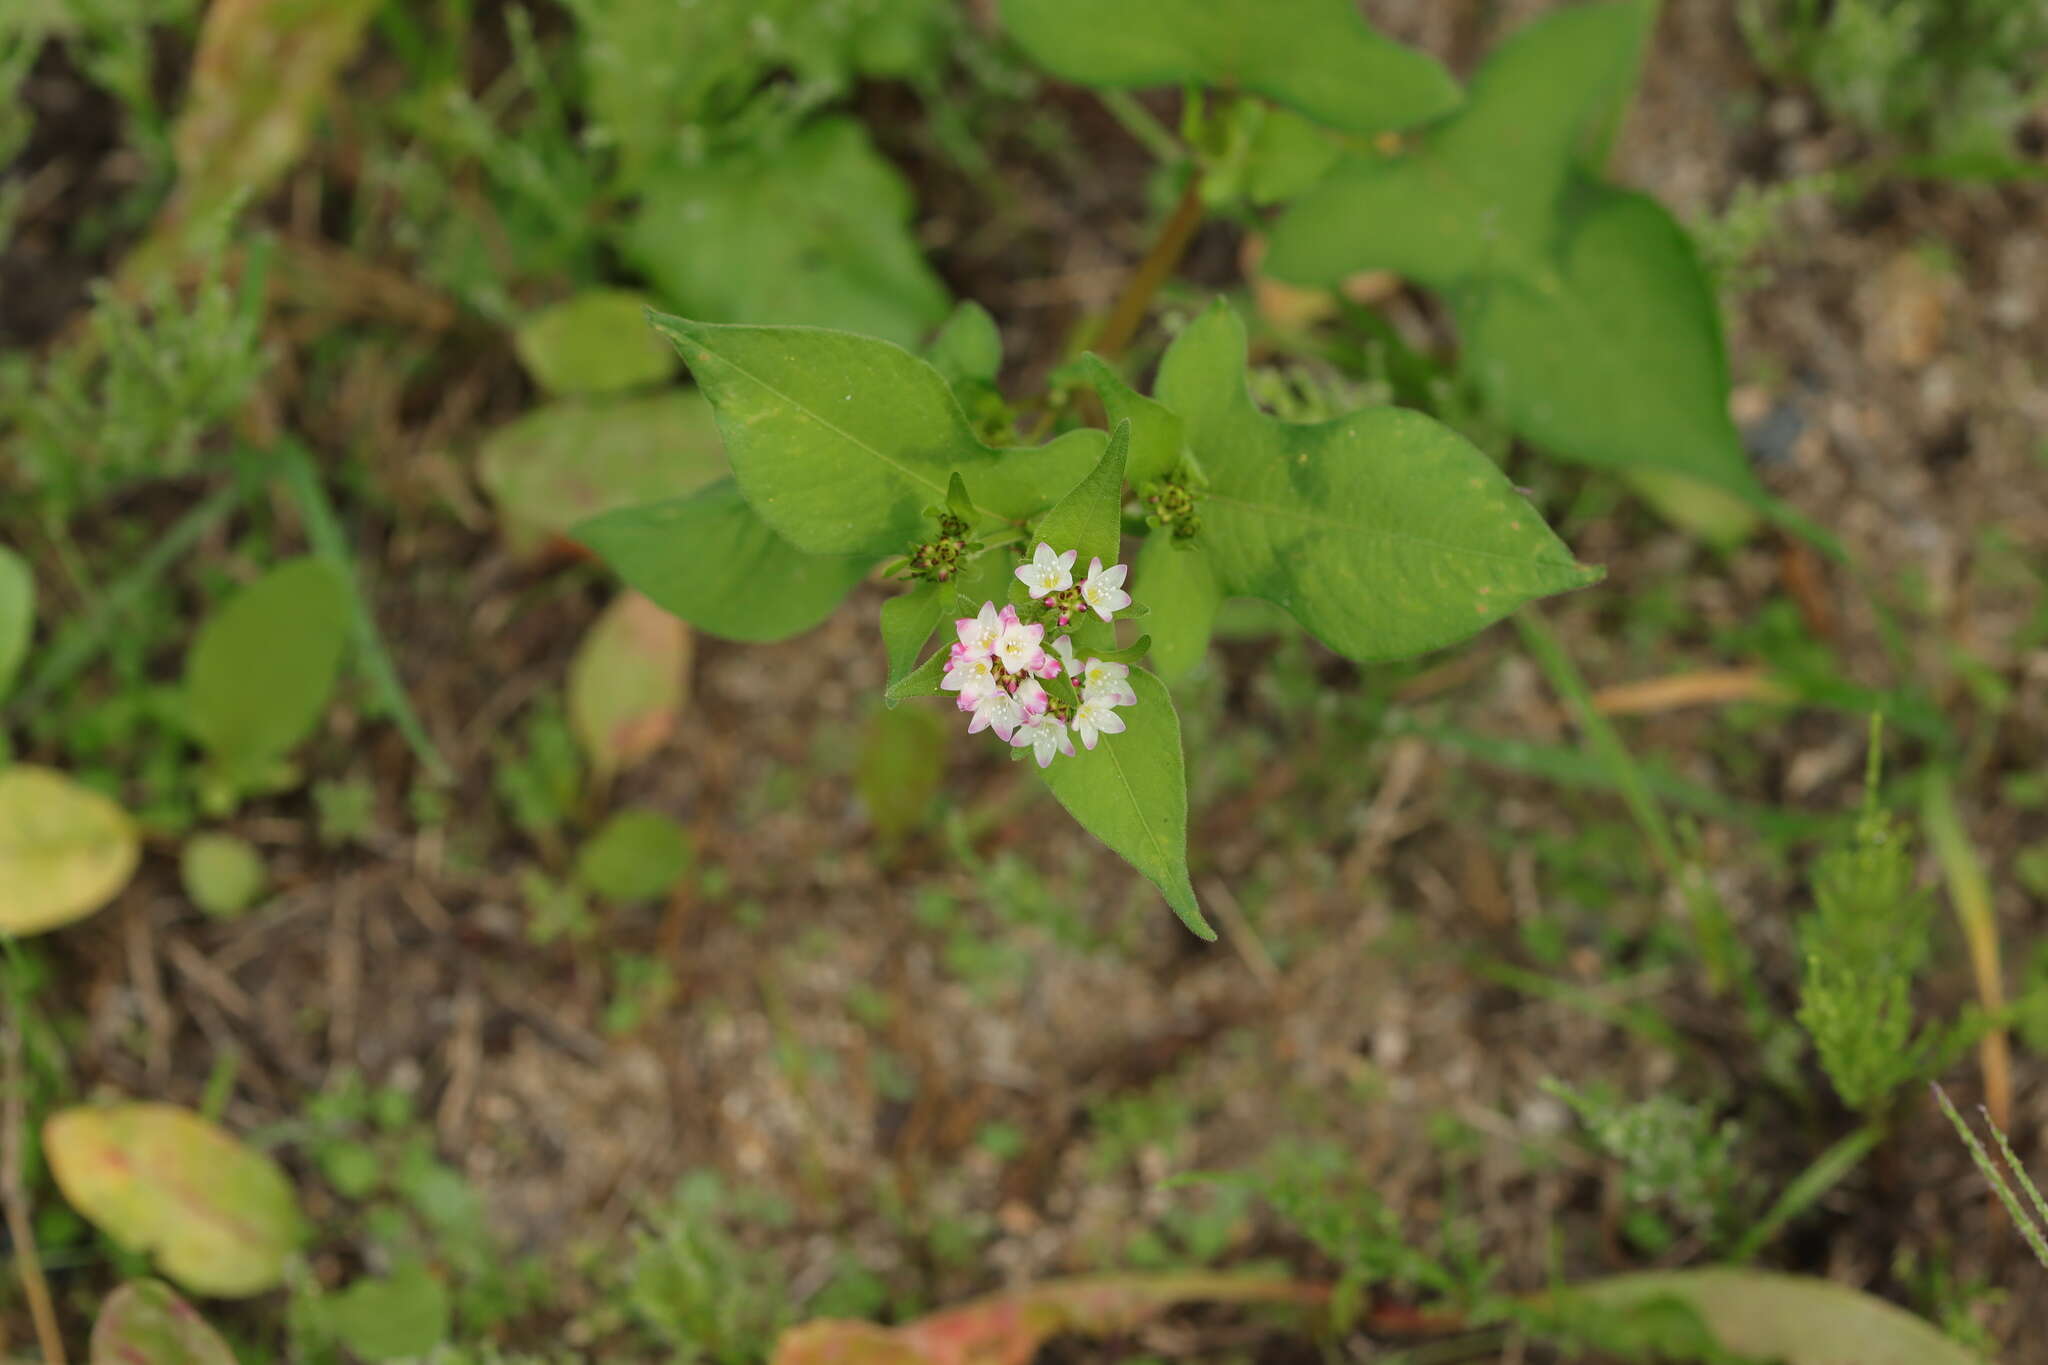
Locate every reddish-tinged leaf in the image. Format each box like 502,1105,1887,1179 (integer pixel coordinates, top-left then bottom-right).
568,591,694,781
774,1274,1325,1365
91,1281,235,1365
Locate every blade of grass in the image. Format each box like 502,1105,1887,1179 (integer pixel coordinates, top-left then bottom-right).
1921,776,2010,1129
1728,1120,1884,1262
7,479,245,716
272,444,453,783
1932,1083,2048,1267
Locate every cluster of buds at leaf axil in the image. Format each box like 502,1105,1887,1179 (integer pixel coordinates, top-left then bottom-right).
938,542,1138,768
1142,470,1203,542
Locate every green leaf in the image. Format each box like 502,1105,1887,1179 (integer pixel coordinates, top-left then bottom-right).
925,300,1003,388
1567,1268,1984,1365
512,289,678,396
1137,534,1221,682
625,116,950,348
184,558,349,785
314,1265,452,1362
1000,0,1460,135
179,833,267,918
568,591,692,781
1082,355,1184,486
1460,188,1757,494
881,583,947,691
1038,668,1210,938
45,1103,306,1298
1264,2,1758,503
1032,419,1131,572
575,482,871,644
1153,303,1598,661
885,646,951,708
0,543,31,703
90,1281,236,1365
0,766,141,936
653,314,1101,555
575,809,694,904
477,391,729,555
1244,106,1344,206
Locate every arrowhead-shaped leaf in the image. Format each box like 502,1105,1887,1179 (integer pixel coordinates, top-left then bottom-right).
184,558,349,784
91,1281,236,1365
45,1103,306,1298
1153,304,1598,661
1081,355,1184,486
0,766,141,935
568,591,693,781
1000,0,1460,135
653,314,1103,556
1038,668,1210,938
1265,2,1759,502
575,481,872,643
1032,419,1130,572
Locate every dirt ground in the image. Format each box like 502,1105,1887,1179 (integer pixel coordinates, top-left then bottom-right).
20,0,2048,1359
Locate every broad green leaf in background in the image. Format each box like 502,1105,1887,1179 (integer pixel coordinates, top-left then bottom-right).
924,300,1003,389
568,591,693,782
0,543,31,702
1032,419,1130,573
626,117,951,349
0,766,141,935
652,315,1103,555
512,289,678,397
574,809,694,904
1244,106,1344,207
178,833,267,918
881,582,947,691
857,703,948,846
1152,304,1598,661
575,482,873,643
1000,0,1459,135
183,558,349,785
1459,187,1758,496
1568,1269,1984,1365
311,1265,452,1362
90,1281,236,1365
1136,534,1221,683
1265,2,1761,507
1038,668,1209,938
477,391,729,555
1083,355,1187,488
45,1103,306,1298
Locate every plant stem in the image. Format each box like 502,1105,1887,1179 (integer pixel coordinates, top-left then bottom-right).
1093,172,1207,362
1922,774,2010,1130
3,974,65,1365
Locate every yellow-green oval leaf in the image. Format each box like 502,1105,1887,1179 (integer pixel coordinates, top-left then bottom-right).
0,766,141,935
184,558,349,786
45,1103,306,1298
513,289,678,397
567,591,693,782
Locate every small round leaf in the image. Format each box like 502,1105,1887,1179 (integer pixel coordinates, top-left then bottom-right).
513,289,678,397
179,833,267,918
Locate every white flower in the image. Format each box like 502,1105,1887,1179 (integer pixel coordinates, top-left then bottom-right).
967,688,1025,743
1051,634,1079,676
1079,656,1136,707
1080,557,1132,622
943,651,998,700
993,605,1047,674
1013,677,1049,718
1012,713,1075,768
1070,696,1127,750
955,602,1003,657
1015,542,1076,597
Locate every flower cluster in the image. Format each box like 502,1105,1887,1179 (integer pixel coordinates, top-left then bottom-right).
938,543,1137,768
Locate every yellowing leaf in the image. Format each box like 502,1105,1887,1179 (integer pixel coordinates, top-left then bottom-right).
0,766,141,936
45,1103,306,1298
568,592,693,781
1569,1269,1985,1365
91,1281,236,1365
